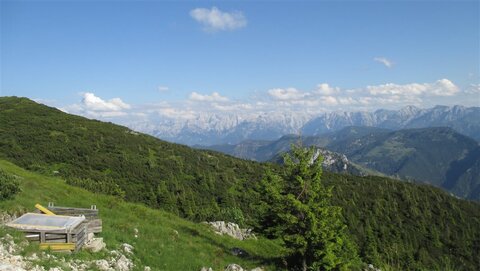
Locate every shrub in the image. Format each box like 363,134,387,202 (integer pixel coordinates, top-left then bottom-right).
0,169,21,200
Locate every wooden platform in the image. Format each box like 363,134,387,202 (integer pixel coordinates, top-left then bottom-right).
7,213,87,252
34,203,103,234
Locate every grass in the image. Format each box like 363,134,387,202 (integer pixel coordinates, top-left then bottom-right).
0,160,285,271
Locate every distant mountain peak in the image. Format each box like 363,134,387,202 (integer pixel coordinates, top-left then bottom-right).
125,104,480,145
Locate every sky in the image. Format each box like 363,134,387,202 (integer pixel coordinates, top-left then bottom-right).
1,0,479,121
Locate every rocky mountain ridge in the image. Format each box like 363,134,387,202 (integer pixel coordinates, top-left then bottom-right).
127,105,480,146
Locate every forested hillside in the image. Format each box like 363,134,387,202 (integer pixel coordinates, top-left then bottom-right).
326,127,480,200
0,97,264,222
205,126,480,200
1,97,480,270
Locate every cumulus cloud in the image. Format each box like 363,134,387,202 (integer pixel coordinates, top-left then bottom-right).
268,88,308,101
82,92,131,111
265,79,462,110
366,79,459,97
190,7,247,32
374,57,394,68
189,91,229,102
60,79,472,125
315,83,340,95
63,92,131,118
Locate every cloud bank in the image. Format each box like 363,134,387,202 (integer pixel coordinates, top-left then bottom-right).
62,79,477,123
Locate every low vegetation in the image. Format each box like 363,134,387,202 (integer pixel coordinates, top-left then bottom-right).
0,168,20,200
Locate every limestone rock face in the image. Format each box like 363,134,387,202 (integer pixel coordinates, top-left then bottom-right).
205,221,256,240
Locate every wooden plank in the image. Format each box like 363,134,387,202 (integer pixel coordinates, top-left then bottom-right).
39,242,75,251
87,219,103,233
35,204,56,215
40,232,46,243
48,207,98,215
45,239,68,243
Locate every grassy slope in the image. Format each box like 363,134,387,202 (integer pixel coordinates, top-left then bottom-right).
0,160,284,271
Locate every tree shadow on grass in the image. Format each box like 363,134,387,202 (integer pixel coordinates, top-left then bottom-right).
177,224,287,269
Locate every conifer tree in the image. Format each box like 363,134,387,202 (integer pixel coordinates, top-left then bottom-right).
259,145,358,270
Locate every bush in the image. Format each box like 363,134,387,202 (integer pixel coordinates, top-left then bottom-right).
66,177,126,198
0,169,21,200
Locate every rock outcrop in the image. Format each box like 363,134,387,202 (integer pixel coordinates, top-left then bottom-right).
204,221,256,240
0,231,139,271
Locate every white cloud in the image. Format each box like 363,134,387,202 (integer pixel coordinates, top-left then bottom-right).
189,91,229,102
265,79,461,111
466,83,480,94
268,88,308,101
63,92,131,119
315,83,340,95
366,79,459,97
158,86,169,92
374,57,394,68
60,79,472,126
81,92,131,111
212,103,253,111
190,7,247,32
319,96,339,106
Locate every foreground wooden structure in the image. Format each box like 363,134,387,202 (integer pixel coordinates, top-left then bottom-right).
6,203,102,252
7,213,87,252
43,203,102,233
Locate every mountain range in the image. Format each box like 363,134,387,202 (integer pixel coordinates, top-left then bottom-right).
127,105,480,146
203,126,480,200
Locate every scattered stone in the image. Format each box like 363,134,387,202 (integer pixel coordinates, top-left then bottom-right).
144,267,151,271
250,268,264,271
95,260,111,271
230,247,249,257
365,264,381,271
114,255,134,271
121,243,134,255
224,264,244,271
133,228,139,238
0,213,17,225
206,221,256,240
200,267,213,271
84,238,106,253
86,233,95,242
0,263,26,271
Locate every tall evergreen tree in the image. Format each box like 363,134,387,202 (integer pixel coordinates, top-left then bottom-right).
259,145,359,270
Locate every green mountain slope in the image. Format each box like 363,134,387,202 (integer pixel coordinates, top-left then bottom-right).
0,96,265,222
327,127,480,200
205,126,480,200
0,160,283,270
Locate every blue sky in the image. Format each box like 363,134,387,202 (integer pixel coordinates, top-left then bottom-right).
1,0,479,119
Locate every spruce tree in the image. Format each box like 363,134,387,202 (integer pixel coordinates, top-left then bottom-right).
259,145,358,270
